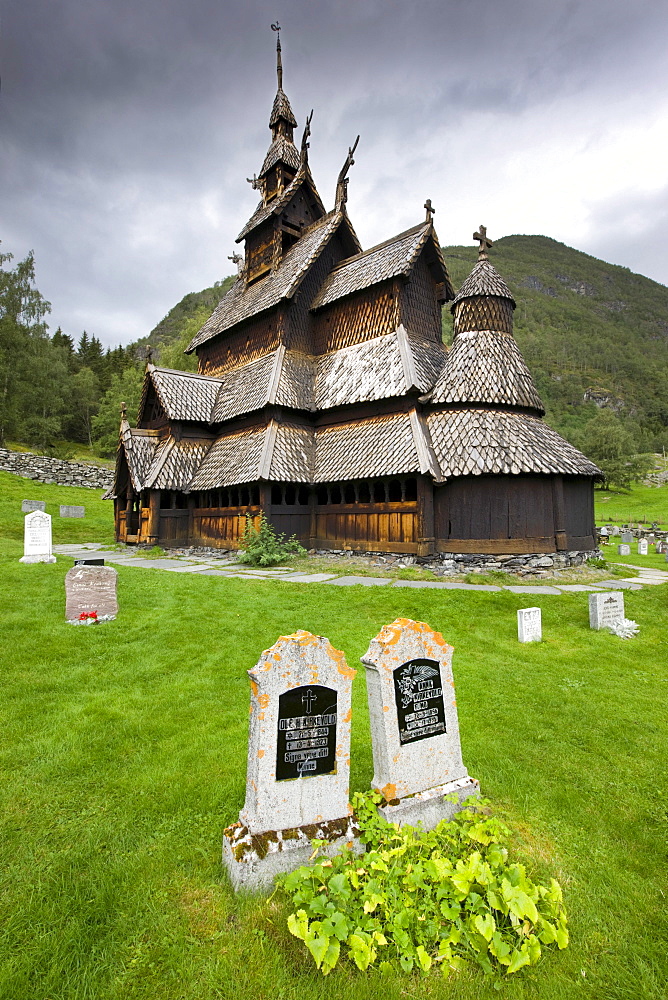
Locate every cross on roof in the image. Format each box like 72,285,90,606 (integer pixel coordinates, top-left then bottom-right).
473,225,493,258
424,199,435,222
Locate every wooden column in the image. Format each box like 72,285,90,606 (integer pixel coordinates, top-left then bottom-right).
416,476,435,557
141,490,160,545
309,487,318,549
259,482,271,516
187,494,196,545
551,475,568,551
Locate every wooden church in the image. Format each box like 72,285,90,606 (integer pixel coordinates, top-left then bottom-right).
109,34,600,557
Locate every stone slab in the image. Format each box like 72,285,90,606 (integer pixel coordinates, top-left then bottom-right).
328,575,392,586
20,510,55,563
362,618,477,831
22,499,46,512
59,505,85,518
622,577,665,586
391,580,502,591
278,573,339,583
194,569,233,577
504,585,562,595
555,584,605,592
597,579,642,590
589,591,624,630
65,565,118,620
517,607,542,642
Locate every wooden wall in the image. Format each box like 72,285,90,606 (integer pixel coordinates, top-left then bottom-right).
313,283,399,353
399,254,441,341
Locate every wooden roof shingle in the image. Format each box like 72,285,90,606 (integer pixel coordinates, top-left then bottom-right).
452,257,515,307
146,366,223,423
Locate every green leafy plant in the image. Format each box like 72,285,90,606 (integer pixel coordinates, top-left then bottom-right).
240,512,306,567
278,791,568,978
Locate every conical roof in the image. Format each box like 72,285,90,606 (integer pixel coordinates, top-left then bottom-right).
452,257,515,307
269,88,297,128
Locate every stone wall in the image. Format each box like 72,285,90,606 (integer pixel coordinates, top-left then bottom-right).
0,448,113,490
314,548,602,578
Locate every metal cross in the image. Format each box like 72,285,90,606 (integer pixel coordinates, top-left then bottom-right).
473,225,493,257
424,199,435,222
301,688,316,714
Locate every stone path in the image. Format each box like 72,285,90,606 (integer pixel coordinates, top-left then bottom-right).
53,545,668,593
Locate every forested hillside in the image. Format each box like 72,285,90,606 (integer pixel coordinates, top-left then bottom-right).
2,235,666,484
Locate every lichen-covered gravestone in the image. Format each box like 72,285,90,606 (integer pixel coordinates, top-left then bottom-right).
223,631,359,891
589,591,625,631
19,510,56,564
517,607,542,643
65,565,118,621
361,618,478,830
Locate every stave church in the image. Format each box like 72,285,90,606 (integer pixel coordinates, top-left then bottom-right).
108,33,601,558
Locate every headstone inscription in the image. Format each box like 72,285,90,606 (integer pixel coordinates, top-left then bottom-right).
517,607,542,643
19,511,56,564
361,618,478,831
223,631,359,891
60,505,85,518
621,531,633,544
617,544,631,555
65,566,118,621
589,592,625,631
637,539,648,555
21,499,46,513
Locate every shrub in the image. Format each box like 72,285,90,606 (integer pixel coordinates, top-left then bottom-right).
240,512,306,566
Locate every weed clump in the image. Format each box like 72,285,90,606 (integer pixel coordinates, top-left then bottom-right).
241,512,306,567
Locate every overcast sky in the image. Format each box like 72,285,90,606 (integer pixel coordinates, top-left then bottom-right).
3,0,668,348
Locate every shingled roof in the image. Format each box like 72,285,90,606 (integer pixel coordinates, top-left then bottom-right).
140,365,223,423
311,222,454,310
269,88,297,128
236,162,326,242
187,211,349,352
116,423,161,493
426,330,544,413
142,436,213,491
260,135,301,178
452,257,516,307
427,409,600,478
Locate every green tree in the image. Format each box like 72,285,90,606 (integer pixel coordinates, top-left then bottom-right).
71,367,100,448
92,366,144,457
578,408,652,489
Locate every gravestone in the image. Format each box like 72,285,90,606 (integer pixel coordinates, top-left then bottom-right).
517,607,542,643
655,542,664,554
65,565,118,621
621,531,633,544
60,505,85,518
361,618,478,830
74,558,105,567
21,499,46,513
589,592,625,631
223,631,359,891
648,533,656,543
611,526,620,536
637,539,648,555
617,543,631,555
19,510,56,563
599,526,608,537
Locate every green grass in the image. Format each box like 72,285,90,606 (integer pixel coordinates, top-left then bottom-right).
595,483,668,526
0,470,114,544
2,523,668,997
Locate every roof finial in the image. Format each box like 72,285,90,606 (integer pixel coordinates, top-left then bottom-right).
271,22,282,90
120,401,127,419
335,135,360,208
473,224,493,260
424,199,435,223
301,109,313,161
228,251,243,274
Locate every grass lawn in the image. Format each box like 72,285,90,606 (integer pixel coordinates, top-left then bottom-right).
594,484,668,526
2,472,667,998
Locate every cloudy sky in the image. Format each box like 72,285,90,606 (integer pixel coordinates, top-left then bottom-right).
3,0,668,347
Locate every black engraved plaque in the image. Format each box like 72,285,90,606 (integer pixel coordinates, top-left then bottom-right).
393,658,446,746
276,684,337,781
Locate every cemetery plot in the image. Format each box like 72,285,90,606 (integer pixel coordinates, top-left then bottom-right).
65,566,118,621
223,630,359,891
362,618,478,830
19,510,56,564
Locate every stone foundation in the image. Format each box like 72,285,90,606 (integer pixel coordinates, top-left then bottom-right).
313,548,602,578
377,775,480,831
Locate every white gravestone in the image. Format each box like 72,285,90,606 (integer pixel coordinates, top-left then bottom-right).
22,499,46,513
621,531,633,544
223,631,359,892
60,505,85,518
599,526,608,537
517,607,542,643
361,618,479,831
65,566,118,621
19,511,56,563
637,539,648,555
611,526,620,536
589,592,625,631
655,542,664,554
617,544,631,555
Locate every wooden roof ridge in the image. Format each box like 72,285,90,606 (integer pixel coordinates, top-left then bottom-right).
236,161,325,242
422,327,545,413
409,407,440,479
186,210,354,353
310,220,453,311
452,257,516,308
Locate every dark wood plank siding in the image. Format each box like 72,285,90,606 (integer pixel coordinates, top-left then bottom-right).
287,234,347,353
314,502,417,552
563,477,596,547
197,313,282,376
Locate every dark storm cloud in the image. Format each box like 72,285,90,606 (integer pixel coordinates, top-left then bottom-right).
2,0,667,345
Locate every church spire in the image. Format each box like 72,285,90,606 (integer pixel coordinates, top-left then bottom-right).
272,21,283,90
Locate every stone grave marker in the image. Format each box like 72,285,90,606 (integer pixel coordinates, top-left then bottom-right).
637,539,648,555
621,531,633,544
655,541,664,554
60,505,85,518
65,565,118,621
223,631,359,891
599,526,608,537
617,543,631,555
517,607,542,643
74,558,105,567
19,510,56,563
21,499,46,513
611,526,620,536
361,618,478,831
665,551,668,563
589,591,625,631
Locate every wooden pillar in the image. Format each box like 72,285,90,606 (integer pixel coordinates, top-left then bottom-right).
143,490,161,545
551,476,568,551
187,494,196,545
259,482,271,517
309,487,318,550
416,476,435,557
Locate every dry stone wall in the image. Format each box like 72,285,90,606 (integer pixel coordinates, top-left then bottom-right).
0,448,113,490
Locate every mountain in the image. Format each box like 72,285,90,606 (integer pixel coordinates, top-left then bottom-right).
133,236,668,453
